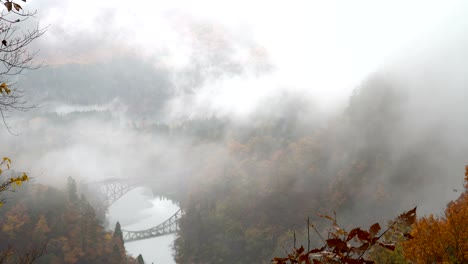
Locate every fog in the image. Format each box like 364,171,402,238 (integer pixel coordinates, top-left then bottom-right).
1,0,468,263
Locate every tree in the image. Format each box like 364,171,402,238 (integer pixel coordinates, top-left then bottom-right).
136,254,145,264
113,221,123,242
0,0,46,132
0,243,47,264
402,166,468,263
32,214,50,243
0,184,139,263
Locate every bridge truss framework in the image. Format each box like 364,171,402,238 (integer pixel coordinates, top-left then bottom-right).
122,209,183,242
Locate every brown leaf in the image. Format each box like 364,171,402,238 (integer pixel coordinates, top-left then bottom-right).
357,229,372,242
296,246,305,255
357,242,370,251
347,228,361,241
316,213,334,222
326,238,348,252
272,257,287,264
298,254,309,262
308,248,323,254
312,260,322,264
398,207,417,226
369,223,381,236
4,2,12,12
13,3,21,11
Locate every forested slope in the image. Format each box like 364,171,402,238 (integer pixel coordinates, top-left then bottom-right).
0,178,138,263
173,74,468,263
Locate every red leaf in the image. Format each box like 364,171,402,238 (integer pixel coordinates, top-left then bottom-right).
298,254,309,262
308,248,322,254
296,246,305,255
326,238,348,252
357,229,372,242
347,228,361,242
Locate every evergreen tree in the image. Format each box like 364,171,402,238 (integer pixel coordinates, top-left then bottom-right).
111,244,123,264
114,221,124,242
137,254,145,264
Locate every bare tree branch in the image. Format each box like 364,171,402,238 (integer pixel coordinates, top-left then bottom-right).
0,0,46,133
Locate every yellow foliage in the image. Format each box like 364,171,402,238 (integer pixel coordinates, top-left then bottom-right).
0,83,11,95
9,173,29,187
2,156,11,169
0,156,29,200
403,166,468,263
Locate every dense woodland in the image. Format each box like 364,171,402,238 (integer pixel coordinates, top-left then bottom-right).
0,177,141,263
170,78,468,263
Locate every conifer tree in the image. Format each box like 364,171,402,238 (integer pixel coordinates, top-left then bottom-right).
113,221,124,242
137,254,145,264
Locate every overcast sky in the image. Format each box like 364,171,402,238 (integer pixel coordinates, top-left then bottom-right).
22,0,468,115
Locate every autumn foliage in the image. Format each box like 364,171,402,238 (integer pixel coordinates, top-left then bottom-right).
402,166,468,263
271,207,416,264
0,178,138,264
0,156,29,206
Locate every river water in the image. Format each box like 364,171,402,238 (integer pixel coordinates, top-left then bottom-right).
107,187,179,264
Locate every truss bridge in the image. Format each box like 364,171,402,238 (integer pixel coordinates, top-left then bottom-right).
122,209,183,242
83,177,162,209
82,176,185,242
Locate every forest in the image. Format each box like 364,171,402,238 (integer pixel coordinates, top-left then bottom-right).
1,0,468,264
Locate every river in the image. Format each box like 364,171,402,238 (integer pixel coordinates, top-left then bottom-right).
107,187,179,264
